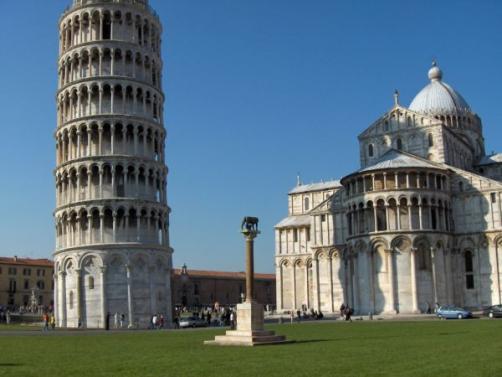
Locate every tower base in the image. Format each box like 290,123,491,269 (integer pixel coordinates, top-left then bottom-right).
204,301,292,346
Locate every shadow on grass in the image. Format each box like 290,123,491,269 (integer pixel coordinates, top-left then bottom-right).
285,339,331,345
0,363,22,367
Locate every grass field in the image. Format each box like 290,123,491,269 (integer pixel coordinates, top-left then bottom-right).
0,320,501,377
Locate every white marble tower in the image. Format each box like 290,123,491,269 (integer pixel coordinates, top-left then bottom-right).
53,0,173,328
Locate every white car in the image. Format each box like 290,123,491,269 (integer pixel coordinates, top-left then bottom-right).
179,317,207,328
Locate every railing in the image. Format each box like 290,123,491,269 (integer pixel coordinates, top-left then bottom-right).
60,0,160,23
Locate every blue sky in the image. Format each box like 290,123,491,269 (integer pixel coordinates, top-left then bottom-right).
1,0,501,273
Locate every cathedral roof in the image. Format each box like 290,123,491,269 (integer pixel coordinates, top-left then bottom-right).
275,215,311,228
477,153,502,166
357,149,444,174
289,180,341,194
409,62,471,116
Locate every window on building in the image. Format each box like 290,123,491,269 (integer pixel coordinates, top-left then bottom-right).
194,283,199,295
9,279,16,293
465,250,474,289
459,182,464,192
368,144,374,157
24,280,30,290
23,295,29,306
0,267,2,274
417,245,431,270
39,296,43,305
293,229,298,242
37,280,45,290
491,193,497,203
304,197,310,211
88,276,94,290
8,268,17,275
321,214,326,222
428,133,434,147
396,138,403,150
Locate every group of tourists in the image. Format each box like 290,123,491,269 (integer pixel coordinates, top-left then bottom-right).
173,305,238,328
150,313,166,329
339,303,354,321
41,312,56,331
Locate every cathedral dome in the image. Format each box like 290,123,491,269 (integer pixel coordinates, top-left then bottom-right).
409,62,471,115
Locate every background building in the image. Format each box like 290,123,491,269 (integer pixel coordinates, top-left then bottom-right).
172,265,275,309
276,63,502,315
53,0,172,328
0,257,54,310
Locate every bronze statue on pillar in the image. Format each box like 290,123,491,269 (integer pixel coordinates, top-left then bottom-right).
205,217,291,346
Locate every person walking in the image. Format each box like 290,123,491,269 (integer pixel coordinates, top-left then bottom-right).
114,312,119,329
120,313,125,328
50,313,56,330
105,312,110,331
290,310,294,324
340,303,346,318
42,312,49,332
344,306,352,322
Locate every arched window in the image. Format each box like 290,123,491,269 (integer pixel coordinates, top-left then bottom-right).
464,251,474,289
368,144,374,157
396,138,403,150
304,197,310,211
428,133,434,147
417,244,431,270
88,276,95,290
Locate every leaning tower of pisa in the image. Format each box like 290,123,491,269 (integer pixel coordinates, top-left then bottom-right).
54,0,172,329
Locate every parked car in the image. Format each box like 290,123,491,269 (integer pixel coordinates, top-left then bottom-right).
437,306,472,319
483,305,502,318
179,317,208,328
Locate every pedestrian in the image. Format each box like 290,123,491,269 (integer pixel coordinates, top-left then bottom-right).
42,312,49,332
120,313,125,328
290,310,294,324
105,312,110,331
340,303,346,318
152,314,157,329
114,312,119,329
344,306,352,322
230,311,235,330
207,312,211,326
50,313,56,330
296,309,301,321
159,314,164,329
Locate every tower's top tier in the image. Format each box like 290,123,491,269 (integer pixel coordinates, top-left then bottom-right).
73,0,148,6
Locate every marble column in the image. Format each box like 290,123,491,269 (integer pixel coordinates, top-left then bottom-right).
126,264,134,328
100,267,106,328
410,248,419,313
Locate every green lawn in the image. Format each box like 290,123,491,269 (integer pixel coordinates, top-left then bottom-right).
0,320,501,377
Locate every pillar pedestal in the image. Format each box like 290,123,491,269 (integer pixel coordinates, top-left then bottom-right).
205,301,291,346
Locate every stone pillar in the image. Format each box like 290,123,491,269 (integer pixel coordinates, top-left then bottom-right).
328,255,335,313
410,248,419,313
76,269,82,327
60,271,67,327
126,264,134,328
431,247,438,305
100,267,106,328
275,263,283,311
387,249,395,313
245,235,255,302
312,258,320,311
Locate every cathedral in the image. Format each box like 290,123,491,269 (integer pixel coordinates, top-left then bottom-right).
275,63,502,315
